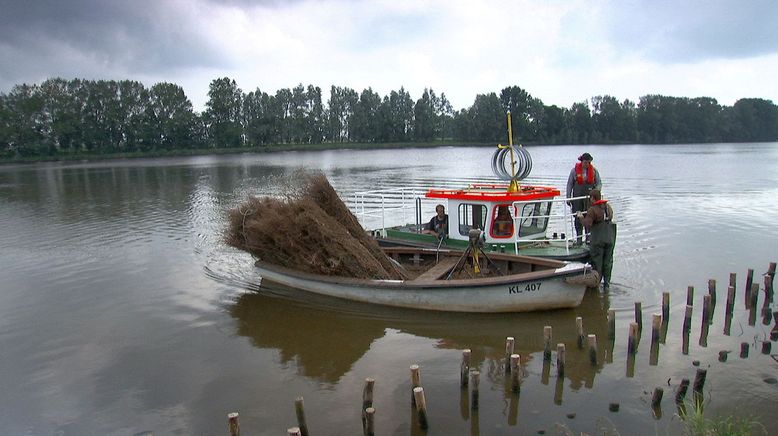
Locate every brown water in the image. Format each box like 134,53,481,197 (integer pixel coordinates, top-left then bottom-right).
1,144,776,435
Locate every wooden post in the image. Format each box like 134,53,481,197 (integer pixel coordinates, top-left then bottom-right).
652,387,664,407
766,274,774,301
750,283,759,310
364,407,375,436
686,286,694,306
410,365,421,405
675,379,690,403
543,326,552,361
413,387,429,429
628,322,639,355
693,369,707,395
745,268,754,308
708,279,717,323
762,341,772,354
607,310,616,340
510,354,521,392
470,370,480,410
702,295,711,324
227,412,240,436
662,292,670,322
460,349,471,388
295,397,309,436
635,302,643,331
576,317,585,348
588,334,598,365
729,272,737,291
505,337,515,372
556,344,565,378
651,313,662,348
740,342,749,358
726,285,735,314
682,305,693,332
682,325,690,355
362,378,375,434
287,427,301,436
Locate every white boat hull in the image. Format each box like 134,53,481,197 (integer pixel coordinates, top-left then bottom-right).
254,260,589,313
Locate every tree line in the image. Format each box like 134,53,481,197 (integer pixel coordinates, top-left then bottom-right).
1,77,777,158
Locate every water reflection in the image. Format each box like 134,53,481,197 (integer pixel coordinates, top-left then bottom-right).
229,284,611,389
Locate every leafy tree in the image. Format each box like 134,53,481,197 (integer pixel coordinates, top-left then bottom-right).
147,82,196,150
351,88,382,142
413,88,436,141
204,77,244,148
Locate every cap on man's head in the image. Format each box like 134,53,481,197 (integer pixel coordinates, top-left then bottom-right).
578,152,593,162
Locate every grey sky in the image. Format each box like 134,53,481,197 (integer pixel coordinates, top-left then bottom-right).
2,0,777,111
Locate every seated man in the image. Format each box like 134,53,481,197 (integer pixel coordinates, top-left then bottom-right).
422,204,448,238
493,205,513,236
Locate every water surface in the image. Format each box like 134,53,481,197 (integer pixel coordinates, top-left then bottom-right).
1,144,776,435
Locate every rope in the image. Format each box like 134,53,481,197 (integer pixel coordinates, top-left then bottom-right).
491,145,533,181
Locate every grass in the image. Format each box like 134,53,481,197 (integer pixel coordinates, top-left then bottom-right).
678,398,765,436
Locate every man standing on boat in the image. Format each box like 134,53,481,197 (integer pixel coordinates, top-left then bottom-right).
577,189,616,290
566,152,601,244
422,204,448,238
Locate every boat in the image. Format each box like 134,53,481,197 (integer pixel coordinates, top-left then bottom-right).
350,113,590,261
253,242,594,313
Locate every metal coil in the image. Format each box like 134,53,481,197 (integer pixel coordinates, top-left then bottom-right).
491,145,532,181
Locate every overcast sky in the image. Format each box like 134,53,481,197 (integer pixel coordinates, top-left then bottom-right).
2,0,777,112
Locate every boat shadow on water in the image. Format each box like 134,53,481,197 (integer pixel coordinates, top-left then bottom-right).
229,282,612,390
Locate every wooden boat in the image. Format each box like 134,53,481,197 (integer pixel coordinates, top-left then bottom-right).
254,246,594,313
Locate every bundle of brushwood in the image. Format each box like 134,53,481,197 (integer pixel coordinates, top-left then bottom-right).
225,171,405,280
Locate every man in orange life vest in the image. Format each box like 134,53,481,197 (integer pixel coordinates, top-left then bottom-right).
566,152,601,244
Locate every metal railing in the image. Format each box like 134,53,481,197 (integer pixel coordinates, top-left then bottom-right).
509,195,589,255
351,187,429,232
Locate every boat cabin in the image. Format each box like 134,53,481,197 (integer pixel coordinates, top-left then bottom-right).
425,183,560,245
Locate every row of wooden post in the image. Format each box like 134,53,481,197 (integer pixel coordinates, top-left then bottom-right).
223,262,775,434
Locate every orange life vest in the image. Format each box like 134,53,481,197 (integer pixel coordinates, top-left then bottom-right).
575,162,595,185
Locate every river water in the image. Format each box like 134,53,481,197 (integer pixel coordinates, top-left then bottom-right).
1,144,776,435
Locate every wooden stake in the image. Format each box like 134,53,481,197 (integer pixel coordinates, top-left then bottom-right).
510,354,521,392
410,364,420,406
413,387,429,429
362,378,375,434
740,342,749,358
729,272,737,290
556,344,565,378
683,305,693,332
662,292,670,322
635,302,643,331
726,285,735,314
295,397,309,436
745,268,754,307
750,282,759,310
607,310,616,340
576,316,585,348
693,369,707,394
287,427,301,436
460,349,471,388
762,341,772,354
686,286,694,306
675,379,690,403
543,326,553,361
505,337,515,372
227,412,240,436
588,334,598,365
628,322,639,355
651,313,662,349
364,407,375,436
470,370,480,410
702,295,711,324
652,387,664,407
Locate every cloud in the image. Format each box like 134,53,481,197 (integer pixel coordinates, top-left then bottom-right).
1,0,777,112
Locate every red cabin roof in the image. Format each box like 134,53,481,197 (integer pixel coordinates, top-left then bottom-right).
425,184,560,202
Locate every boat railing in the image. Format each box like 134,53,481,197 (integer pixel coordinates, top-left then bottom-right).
351,187,431,232
510,195,589,255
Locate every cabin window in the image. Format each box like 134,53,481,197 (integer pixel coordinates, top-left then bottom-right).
517,201,552,237
457,204,487,236
490,204,515,238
